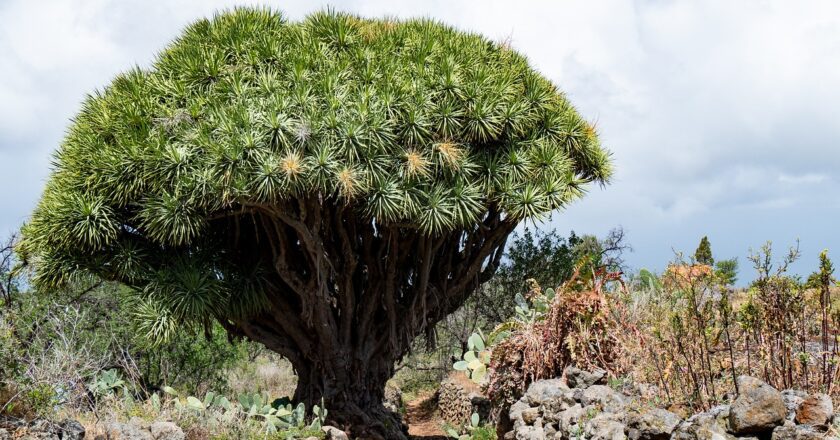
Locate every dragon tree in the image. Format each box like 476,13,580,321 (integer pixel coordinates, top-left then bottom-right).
20,8,611,438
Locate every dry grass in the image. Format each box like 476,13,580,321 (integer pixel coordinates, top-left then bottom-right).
227,353,298,399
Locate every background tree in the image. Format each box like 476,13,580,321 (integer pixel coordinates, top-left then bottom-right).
695,236,714,265
18,8,611,438
715,258,739,286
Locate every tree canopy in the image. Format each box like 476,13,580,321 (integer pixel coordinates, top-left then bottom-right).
21,7,610,322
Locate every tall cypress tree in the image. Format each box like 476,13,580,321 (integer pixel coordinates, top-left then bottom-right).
695,236,714,266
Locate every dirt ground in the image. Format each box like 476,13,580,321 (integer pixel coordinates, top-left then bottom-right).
405,389,448,440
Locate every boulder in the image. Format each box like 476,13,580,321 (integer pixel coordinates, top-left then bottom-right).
526,379,570,407
542,392,577,423
321,425,348,440
383,384,402,414
24,419,60,440
627,408,682,440
565,366,607,389
728,376,786,434
581,385,625,413
557,404,587,432
781,390,808,421
794,393,833,428
105,422,154,440
510,399,532,426
515,426,546,440
672,409,735,440
585,414,626,440
522,407,541,425
59,419,86,440
771,424,823,440
149,422,183,440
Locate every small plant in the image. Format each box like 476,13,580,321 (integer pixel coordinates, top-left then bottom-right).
160,386,326,438
446,412,495,440
88,369,126,397
514,281,556,324
453,332,491,383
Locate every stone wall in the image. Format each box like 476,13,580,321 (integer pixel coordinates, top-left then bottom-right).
506,367,837,440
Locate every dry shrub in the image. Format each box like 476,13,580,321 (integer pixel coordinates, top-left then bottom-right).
486,266,626,406
613,244,840,412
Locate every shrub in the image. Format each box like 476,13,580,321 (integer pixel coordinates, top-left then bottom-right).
486,264,624,406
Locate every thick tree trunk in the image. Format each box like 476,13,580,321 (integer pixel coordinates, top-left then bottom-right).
236,314,409,438
293,355,406,439
215,198,517,438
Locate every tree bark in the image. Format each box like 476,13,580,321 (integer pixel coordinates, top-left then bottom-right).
213,196,516,438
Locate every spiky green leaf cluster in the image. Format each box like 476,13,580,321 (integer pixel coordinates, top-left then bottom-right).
20,8,611,322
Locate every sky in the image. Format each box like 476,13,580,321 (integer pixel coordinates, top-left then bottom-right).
1,0,839,283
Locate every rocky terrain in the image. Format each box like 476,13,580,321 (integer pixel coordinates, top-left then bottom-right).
507,367,836,440
0,416,349,440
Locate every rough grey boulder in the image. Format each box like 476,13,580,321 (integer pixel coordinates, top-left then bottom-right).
627,408,682,440
105,422,154,440
781,390,808,421
527,379,571,407
771,424,823,440
515,425,546,440
522,407,541,425
581,385,625,413
510,399,532,427
556,404,587,432
149,422,183,440
794,393,833,428
585,414,626,440
728,376,786,434
672,409,736,440
321,425,349,440
565,365,607,389
59,420,86,440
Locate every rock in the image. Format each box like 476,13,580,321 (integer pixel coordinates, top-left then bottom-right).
128,417,150,431
510,399,532,425
106,422,154,440
795,393,833,428
781,390,808,421
627,408,681,440
383,384,402,414
728,376,786,434
585,414,626,440
522,407,541,425
59,420,86,440
149,422,183,440
542,393,578,424
527,379,570,407
581,385,625,413
737,376,767,393
557,404,587,432
672,409,736,440
565,366,607,389
771,424,823,440
515,426,546,440
23,420,60,440
321,425,348,440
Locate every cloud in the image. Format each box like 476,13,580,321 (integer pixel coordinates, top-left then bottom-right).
1,0,839,281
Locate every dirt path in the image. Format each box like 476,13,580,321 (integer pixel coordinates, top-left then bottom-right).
405,390,448,440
